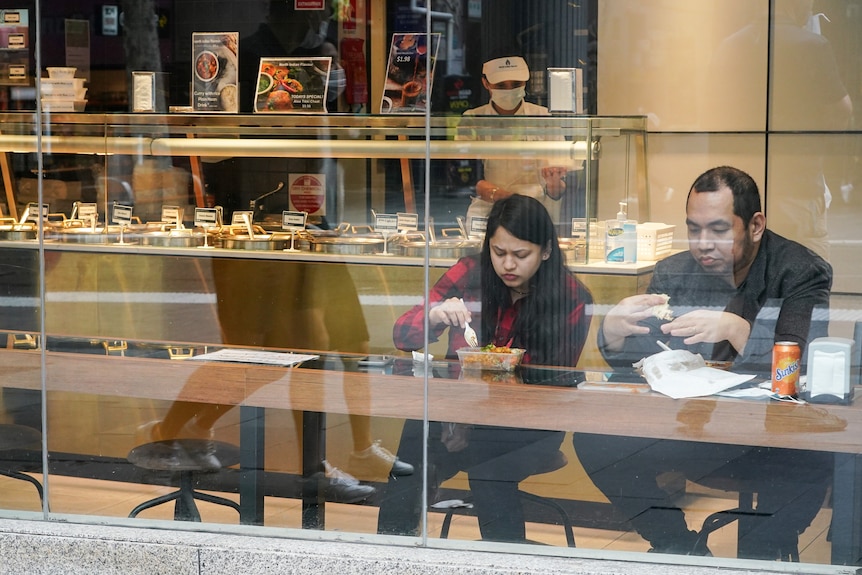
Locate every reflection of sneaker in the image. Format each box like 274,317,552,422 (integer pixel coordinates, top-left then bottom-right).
312,460,375,504
136,420,221,471
178,421,221,470
349,440,414,479
191,439,221,472
130,439,222,473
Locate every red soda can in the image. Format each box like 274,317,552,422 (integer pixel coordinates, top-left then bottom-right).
771,341,800,396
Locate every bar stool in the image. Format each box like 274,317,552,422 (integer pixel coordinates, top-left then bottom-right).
438,450,576,547
693,490,782,559
127,438,241,521
0,423,44,504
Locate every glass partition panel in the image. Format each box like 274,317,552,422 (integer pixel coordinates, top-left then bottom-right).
767,133,862,293
4,0,862,572
769,0,854,132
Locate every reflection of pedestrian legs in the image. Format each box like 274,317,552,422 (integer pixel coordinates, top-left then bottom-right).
144,401,223,471
144,403,380,504
347,414,413,479
312,356,412,480
290,411,375,503
142,362,381,503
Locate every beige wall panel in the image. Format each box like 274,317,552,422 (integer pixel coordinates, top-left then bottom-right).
634,133,766,253
598,0,767,132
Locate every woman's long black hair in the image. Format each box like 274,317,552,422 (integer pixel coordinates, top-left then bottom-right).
478,194,581,366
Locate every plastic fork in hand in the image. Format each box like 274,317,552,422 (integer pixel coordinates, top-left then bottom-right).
460,298,479,347
463,320,479,347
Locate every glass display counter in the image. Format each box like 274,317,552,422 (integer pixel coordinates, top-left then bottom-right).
0,112,652,362
0,113,649,263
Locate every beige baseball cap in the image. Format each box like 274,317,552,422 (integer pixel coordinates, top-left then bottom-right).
482,56,529,84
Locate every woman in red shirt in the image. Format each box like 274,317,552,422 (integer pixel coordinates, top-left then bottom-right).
392,194,591,366
379,194,592,542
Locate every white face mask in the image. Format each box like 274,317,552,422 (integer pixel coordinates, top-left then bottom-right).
490,86,525,111
328,68,346,101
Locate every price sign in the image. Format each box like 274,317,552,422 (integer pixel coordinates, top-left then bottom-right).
468,216,487,238
194,207,219,228
571,218,587,240
230,210,254,226
75,202,98,223
161,205,182,226
9,64,25,79
374,213,398,233
282,210,307,232
111,204,133,226
24,202,48,223
396,212,419,232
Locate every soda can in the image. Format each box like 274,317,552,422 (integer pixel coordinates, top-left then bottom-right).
771,341,800,396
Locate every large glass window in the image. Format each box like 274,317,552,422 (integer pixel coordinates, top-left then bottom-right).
0,0,861,570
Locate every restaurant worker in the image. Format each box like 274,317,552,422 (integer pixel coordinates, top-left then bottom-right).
573,166,833,560
377,194,592,542
459,55,569,227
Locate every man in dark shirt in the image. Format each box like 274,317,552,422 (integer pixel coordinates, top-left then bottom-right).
573,166,833,560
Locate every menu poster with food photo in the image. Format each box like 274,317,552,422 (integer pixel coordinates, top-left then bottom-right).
380,33,440,114
254,57,331,113
192,32,238,113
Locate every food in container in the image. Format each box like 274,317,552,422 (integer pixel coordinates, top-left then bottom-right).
141,230,206,248
40,78,87,99
394,226,481,259
301,235,385,255
0,219,37,240
457,346,526,372
46,225,126,244
218,233,289,251
396,236,481,259
298,224,387,255
41,99,87,112
46,66,76,79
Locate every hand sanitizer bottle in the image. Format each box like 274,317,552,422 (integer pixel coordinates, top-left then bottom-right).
606,201,635,263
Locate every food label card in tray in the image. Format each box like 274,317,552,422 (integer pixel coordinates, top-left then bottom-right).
192,32,238,113
254,57,331,113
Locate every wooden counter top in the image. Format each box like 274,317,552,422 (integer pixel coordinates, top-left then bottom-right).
3,348,858,454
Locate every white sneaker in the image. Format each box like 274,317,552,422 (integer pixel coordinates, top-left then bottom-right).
349,440,414,479
318,460,375,503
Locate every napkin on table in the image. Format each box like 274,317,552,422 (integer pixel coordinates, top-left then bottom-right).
634,349,755,399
